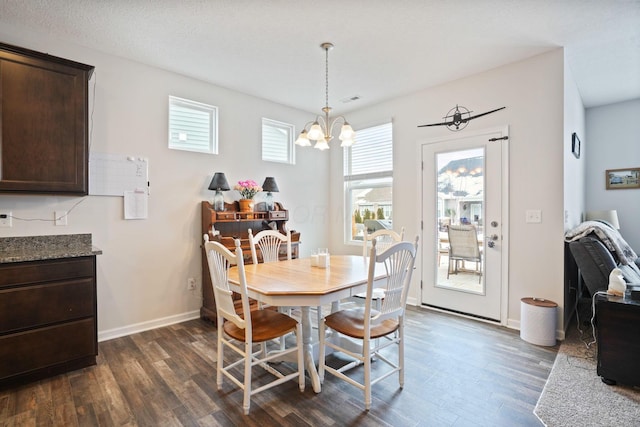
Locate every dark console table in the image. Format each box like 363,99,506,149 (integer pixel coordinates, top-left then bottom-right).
596,293,640,386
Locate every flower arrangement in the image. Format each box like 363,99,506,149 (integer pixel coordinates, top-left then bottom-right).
234,179,262,199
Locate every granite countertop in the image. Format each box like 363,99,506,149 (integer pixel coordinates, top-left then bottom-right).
0,234,102,263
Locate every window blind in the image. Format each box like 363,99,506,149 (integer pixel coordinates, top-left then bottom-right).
262,118,294,164
344,122,393,181
168,96,217,154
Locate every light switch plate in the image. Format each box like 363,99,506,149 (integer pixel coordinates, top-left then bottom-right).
525,210,542,223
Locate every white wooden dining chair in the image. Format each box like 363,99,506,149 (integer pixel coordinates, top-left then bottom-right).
362,227,405,257
249,228,324,335
357,227,405,308
203,235,304,415
248,228,292,264
319,236,418,411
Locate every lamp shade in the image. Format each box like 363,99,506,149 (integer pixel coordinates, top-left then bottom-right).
208,172,230,191
586,210,620,229
262,177,279,193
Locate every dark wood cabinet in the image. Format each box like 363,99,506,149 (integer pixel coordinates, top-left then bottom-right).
596,294,640,387
0,42,94,195
200,201,300,322
0,256,98,388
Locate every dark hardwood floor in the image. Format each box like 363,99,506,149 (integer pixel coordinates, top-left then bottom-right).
0,307,557,426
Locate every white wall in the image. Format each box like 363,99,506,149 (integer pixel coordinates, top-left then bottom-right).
586,99,640,249
0,31,330,340
563,59,586,231
329,50,567,331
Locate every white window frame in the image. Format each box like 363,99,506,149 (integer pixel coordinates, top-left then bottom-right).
168,96,218,154
344,122,393,244
262,118,295,164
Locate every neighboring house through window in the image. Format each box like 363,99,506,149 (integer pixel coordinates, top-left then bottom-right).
168,96,218,154
344,122,393,243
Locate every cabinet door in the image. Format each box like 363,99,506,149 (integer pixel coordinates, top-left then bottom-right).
0,43,93,194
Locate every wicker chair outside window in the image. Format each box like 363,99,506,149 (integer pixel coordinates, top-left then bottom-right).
447,224,482,283
318,236,418,410
203,235,304,415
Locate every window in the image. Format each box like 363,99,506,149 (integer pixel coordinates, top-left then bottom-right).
168,96,218,154
344,122,393,243
262,118,295,164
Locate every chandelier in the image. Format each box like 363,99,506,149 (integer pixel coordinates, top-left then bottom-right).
295,42,356,150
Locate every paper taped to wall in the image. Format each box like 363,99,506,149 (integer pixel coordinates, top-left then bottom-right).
124,190,148,220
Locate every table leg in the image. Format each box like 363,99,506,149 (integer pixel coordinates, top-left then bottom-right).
301,306,322,393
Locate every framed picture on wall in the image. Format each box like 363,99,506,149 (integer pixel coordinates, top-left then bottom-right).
571,132,581,159
606,168,640,190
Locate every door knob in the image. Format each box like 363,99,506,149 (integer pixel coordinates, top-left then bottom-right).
487,234,499,241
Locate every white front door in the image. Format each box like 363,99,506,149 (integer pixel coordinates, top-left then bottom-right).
420,128,508,322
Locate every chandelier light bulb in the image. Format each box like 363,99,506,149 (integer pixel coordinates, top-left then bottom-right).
340,138,354,147
295,130,311,146
307,122,323,140
314,138,330,150
339,123,355,140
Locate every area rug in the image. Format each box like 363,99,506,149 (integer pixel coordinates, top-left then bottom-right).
534,325,640,426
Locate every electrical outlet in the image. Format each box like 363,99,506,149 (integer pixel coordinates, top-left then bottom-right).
0,211,12,227
55,211,68,226
187,277,196,291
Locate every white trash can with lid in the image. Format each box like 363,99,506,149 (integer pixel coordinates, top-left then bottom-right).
520,297,557,346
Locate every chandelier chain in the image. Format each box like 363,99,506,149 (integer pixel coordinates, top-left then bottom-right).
325,45,329,110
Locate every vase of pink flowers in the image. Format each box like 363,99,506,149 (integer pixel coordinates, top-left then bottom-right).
234,179,262,212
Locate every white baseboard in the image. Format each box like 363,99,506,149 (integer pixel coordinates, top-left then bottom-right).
98,310,201,342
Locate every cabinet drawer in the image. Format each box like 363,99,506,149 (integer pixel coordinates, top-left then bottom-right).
0,257,95,287
0,318,96,380
0,278,95,333
269,211,288,220
217,212,237,220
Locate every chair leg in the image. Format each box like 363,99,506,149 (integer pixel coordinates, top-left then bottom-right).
399,321,405,388
243,340,252,415
217,324,224,389
296,323,305,392
318,318,326,383
316,306,323,342
364,336,372,411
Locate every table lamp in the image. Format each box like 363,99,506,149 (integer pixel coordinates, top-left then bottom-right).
261,177,279,211
585,210,620,229
208,172,230,212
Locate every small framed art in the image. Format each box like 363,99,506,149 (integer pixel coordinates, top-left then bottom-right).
606,168,640,190
571,132,581,159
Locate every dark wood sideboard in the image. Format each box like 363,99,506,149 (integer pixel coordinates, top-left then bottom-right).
200,201,300,323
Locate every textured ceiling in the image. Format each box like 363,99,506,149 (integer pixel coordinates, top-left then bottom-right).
0,0,638,114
